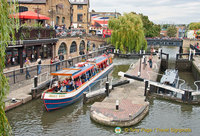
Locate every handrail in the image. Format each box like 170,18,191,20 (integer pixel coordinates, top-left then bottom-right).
3,49,106,74
194,81,200,92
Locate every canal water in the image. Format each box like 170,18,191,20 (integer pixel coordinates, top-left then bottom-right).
6,49,200,136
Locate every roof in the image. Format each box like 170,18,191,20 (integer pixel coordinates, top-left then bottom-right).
50,64,94,79
70,0,88,5
51,68,81,76
7,0,46,4
87,55,108,65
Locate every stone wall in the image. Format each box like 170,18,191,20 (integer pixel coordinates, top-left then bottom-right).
72,4,89,30
55,37,106,59
18,0,71,27
192,61,200,81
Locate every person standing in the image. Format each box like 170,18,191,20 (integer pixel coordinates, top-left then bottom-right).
50,58,54,64
59,53,64,61
24,57,31,79
68,55,72,66
55,56,60,71
37,56,42,75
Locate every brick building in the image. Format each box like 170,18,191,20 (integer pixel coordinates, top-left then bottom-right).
8,0,72,28
70,0,90,30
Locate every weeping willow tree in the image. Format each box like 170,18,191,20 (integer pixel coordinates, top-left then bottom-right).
108,13,147,53
0,0,19,135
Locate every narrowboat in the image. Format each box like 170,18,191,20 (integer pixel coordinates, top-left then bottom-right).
160,69,179,88
41,54,113,111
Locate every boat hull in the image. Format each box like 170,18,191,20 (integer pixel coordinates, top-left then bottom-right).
42,64,113,111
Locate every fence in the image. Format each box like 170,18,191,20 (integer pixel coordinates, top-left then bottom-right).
3,49,106,86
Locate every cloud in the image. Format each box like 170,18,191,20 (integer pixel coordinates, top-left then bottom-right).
90,0,200,24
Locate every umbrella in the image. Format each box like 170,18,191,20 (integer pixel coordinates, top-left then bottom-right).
10,11,50,20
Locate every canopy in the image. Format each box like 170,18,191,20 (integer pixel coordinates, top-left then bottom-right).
87,55,108,66
10,11,50,20
72,64,94,79
51,68,81,76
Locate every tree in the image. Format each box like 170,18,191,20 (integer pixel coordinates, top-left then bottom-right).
108,13,147,53
139,13,161,37
167,25,177,37
0,1,19,135
130,12,161,37
189,22,200,30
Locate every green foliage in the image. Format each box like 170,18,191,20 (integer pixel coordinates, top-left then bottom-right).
131,12,161,37
108,13,147,53
21,22,44,29
139,13,161,37
189,22,200,30
0,0,19,135
167,25,177,37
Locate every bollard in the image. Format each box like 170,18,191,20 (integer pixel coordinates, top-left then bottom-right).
83,92,87,104
34,76,38,88
105,82,109,96
116,100,119,110
144,80,148,96
31,89,36,98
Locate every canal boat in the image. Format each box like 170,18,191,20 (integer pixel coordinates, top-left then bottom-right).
41,54,113,111
160,69,179,88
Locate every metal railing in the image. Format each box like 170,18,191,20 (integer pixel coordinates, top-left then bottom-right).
3,49,106,86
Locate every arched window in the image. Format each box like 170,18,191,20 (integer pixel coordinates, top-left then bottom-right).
79,40,85,55
58,42,67,55
56,16,60,25
93,43,96,51
18,6,28,12
87,41,90,51
70,41,77,53
62,17,65,24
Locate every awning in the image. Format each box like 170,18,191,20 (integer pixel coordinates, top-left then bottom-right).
10,11,50,20
51,68,81,76
96,58,108,66
72,65,94,79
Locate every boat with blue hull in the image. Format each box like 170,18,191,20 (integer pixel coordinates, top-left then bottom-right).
41,54,113,111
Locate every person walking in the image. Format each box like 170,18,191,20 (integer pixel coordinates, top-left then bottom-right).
37,56,42,75
24,57,31,79
148,54,153,68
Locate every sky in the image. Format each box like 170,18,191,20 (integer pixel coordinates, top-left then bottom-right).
90,0,200,24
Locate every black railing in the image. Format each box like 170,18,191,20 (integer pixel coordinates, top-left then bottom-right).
3,49,106,85
14,27,56,41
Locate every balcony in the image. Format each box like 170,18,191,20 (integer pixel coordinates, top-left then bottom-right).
14,27,56,41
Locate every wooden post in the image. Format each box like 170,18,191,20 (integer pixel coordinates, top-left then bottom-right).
105,82,109,96
34,76,38,88
83,92,87,104
144,80,148,96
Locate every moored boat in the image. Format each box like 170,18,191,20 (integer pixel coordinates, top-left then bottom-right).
41,54,113,111
160,69,179,88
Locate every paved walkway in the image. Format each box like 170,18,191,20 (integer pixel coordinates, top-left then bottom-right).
90,56,161,127
5,83,33,111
